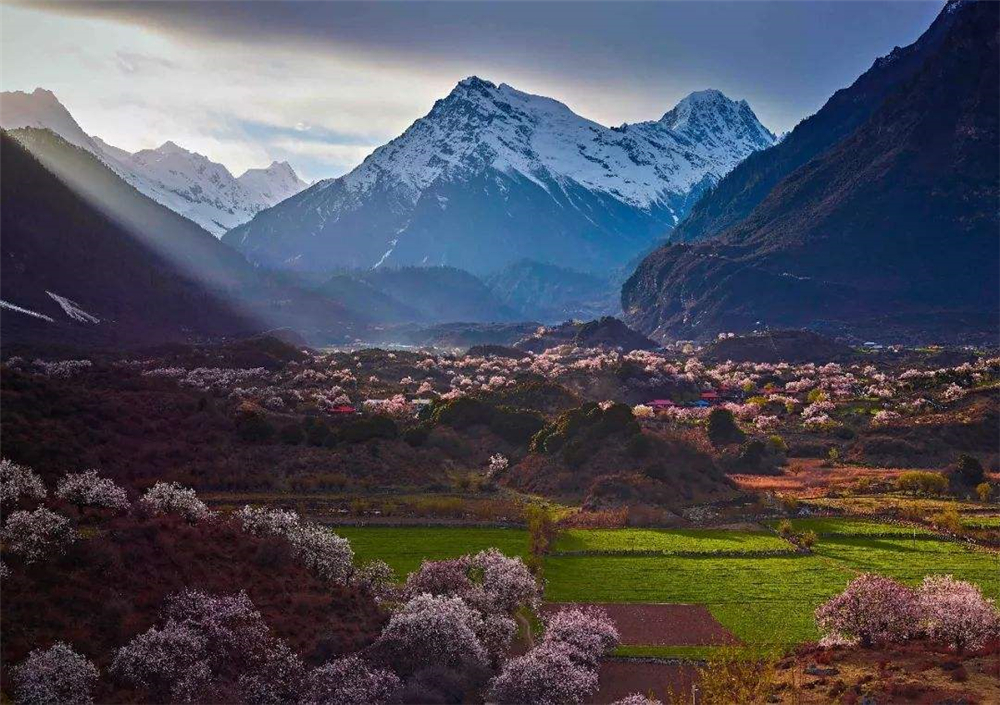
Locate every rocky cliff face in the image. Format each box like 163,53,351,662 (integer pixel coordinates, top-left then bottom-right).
622,0,999,344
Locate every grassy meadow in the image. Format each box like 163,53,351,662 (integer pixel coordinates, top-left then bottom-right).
338,520,999,659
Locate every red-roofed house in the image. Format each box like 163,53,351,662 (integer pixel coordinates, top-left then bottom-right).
648,399,676,410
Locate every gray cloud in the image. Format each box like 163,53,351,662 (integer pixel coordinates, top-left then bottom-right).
114,50,178,75
6,1,944,181
25,1,942,132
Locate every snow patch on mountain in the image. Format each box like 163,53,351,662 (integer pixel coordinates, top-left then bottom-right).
46,291,100,323
0,299,55,323
0,88,100,153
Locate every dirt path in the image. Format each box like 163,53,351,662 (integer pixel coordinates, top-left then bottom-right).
588,660,699,704
542,603,739,646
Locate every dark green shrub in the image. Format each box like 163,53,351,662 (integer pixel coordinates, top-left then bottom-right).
235,403,275,443
530,426,554,453
403,423,431,447
955,454,985,486
487,379,579,414
596,403,640,437
337,416,399,444
531,402,638,458
306,420,332,446
766,435,787,454
831,424,856,440
897,471,949,496
490,406,545,446
614,359,644,381
562,441,589,468
644,463,669,481
431,397,494,428
707,408,745,447
738,439,767,467
626,433,652,459
278,423,304,445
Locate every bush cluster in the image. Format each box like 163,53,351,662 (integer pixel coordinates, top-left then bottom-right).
530,403,639,467
430,397,543,446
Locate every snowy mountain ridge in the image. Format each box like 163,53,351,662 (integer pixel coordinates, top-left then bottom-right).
227,76,775,274
327,78,774,213
0,88,308,236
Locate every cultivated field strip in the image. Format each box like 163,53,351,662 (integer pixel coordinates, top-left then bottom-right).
340,522,1000,659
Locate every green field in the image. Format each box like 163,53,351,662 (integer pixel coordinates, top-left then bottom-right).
544,553,848,650
333,526,528,576
962,515,1000,529
812,536,1000,595
774,517,937,537
337,522,999,659
553,528,791,555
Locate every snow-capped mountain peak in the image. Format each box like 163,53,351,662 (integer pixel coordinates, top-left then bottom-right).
238,161,309,206
338,77,775,212
0,87,100,154
650,88,776,153
226,76,776,274
0,88,308,236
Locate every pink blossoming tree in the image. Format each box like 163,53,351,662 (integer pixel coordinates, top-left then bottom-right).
917,574,999,652
815,574,917,647
302,655,401,705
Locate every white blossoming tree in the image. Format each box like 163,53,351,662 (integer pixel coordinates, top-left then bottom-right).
12,642,99,705
140,482,212,522
2,508,75,563
1,458,47,507
56,470,129,513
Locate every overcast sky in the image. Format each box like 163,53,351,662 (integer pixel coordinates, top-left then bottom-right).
1,1,943,181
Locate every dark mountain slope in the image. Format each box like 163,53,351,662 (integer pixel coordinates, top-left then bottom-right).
316,266,519,324
623,0,999,344
515,316,658,354
360,266,520,323
485,260,618,323
316,274,423,324
669,0,959,243
1,129,359,347
1,131,255,346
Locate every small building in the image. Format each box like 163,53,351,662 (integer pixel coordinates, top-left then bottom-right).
700,390,721,402
329,404,357,415
648,399,676,411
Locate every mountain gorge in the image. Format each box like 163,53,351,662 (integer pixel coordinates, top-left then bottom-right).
224,79,775,274
623,0,999,344
0,89,308,236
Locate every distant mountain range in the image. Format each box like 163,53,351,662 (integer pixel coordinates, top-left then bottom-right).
0,88,308,236
622,0,999,344
224,79,775,274
1,128,356,347
316,266,521,325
